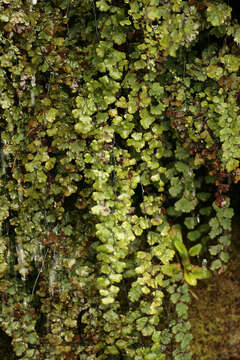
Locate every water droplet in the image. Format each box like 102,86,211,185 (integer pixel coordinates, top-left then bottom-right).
49,253,61,296
30,74,36,106
202,258,207,273
202,259,207,267
16,242,28,281
31,89,35,107
33,242,44,267
23,297,28,308
49,267,56,296
1,152,6,175
18,187,23,203
188,168,193,177
31,74,36,87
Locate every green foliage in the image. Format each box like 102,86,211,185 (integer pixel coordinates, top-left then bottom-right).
0,0,238,359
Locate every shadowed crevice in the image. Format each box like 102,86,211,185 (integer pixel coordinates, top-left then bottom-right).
0,328,17,360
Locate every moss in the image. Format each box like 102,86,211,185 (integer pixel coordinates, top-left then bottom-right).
189,250,240,360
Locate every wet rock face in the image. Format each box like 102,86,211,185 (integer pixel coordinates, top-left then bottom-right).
189,252,240,360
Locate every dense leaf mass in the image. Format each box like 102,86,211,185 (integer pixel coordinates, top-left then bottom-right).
0,0,239,359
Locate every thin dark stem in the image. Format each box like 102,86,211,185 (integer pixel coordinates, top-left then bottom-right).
31,247,49,299
92,0,100,41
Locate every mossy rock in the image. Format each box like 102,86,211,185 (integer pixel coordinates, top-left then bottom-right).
189,251,240,360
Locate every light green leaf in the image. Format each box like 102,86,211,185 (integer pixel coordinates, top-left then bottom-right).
102,296,115,305
188,243,202,257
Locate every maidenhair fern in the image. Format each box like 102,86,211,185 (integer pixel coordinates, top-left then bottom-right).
0,0,238,359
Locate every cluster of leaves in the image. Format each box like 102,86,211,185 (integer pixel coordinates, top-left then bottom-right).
0,0,239,359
